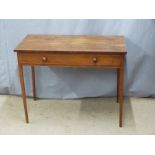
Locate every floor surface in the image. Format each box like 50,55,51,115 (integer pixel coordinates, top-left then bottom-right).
0,95,155,134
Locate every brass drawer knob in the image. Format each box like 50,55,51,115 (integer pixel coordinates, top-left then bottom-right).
42,56,47,62
92,57,97,63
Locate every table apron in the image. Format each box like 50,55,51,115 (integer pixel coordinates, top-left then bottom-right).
18,52,124,68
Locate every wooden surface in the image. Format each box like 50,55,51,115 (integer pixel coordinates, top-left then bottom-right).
18,64,29,123
18,52,122,67
15,35,127,127
14,35,127,54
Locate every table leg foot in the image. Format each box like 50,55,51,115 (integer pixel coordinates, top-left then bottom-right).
119,99,123,127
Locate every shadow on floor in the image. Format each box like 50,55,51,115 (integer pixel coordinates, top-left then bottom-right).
79,97,136,127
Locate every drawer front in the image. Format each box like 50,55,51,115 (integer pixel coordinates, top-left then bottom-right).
18,53,121,67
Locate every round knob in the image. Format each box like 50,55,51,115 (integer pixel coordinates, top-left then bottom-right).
92,57,97,63
42,56,47,62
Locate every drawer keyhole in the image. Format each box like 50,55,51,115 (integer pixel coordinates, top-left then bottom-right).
92,57,97,64
42,56,47,62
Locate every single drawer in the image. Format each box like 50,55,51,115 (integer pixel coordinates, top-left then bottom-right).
18,52,121,67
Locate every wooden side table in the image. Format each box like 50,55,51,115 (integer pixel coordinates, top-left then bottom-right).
14,35,127,127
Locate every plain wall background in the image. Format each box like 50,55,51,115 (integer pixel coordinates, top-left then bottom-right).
0,19,155,98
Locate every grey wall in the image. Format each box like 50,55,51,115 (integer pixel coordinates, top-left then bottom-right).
0,19,155,98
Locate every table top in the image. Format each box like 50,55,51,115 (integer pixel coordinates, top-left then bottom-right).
14,35,127,54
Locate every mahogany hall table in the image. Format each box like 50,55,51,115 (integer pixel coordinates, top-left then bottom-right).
14,35,127,127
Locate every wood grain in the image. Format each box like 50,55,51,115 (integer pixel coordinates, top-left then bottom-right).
118,55,125,127
14,35,127,54
18,62,29,123
18,52,121,67
31,66,36,101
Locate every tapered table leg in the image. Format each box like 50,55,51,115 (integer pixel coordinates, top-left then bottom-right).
18,64,29,123
117,68,120,103
118,58,124,127
31,66,36,101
